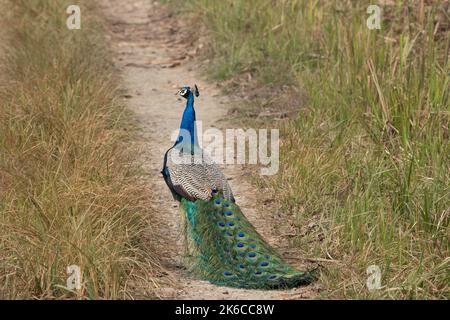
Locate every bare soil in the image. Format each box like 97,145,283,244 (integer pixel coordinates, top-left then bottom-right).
100,0,319,300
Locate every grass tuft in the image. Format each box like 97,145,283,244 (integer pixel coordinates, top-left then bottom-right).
0,0,161,299
171,0,449,299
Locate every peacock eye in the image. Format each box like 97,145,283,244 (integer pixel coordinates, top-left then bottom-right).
180,89,187,95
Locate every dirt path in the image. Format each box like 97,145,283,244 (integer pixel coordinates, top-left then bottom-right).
100,0,319,300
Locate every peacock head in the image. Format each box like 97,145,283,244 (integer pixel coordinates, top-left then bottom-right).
177,84,200,99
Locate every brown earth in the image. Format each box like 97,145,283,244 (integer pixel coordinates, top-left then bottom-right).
100,0,320,299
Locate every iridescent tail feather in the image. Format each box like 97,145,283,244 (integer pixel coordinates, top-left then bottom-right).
180,192,316,289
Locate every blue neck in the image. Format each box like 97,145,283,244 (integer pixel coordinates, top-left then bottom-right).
176,93,199,146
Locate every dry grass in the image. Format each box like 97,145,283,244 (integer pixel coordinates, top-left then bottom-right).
170,0,449,299
0,0,161,299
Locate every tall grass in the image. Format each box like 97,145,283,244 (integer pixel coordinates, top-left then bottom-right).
173,0,449,298
0,0,160,299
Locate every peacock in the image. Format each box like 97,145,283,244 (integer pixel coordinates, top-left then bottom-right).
161,85,316,289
